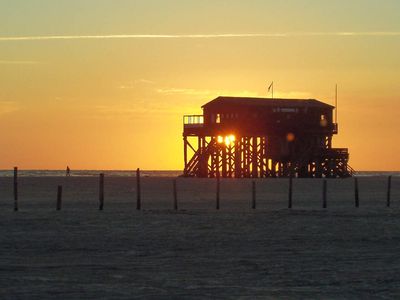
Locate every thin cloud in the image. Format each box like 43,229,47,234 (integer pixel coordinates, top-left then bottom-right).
134,79,155,84
0,101,20,115
0,60,41,64
118,79,155,89
92,102,184,120
0,32,400,42
156,88,216,96
156,88,261,98
156,88,310,99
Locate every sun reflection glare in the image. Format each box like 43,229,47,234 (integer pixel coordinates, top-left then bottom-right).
217,134,236,146
286,132,295,142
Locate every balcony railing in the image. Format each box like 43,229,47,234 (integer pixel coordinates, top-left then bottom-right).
183,115,204,128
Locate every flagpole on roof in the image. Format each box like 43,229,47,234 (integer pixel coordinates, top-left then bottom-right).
272,81,274,99
335,84,338,124
268,81,274,99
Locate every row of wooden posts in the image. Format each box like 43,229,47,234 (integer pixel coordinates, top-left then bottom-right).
11,167,394,211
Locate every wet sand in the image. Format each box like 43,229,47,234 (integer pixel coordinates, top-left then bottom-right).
0,176,400,298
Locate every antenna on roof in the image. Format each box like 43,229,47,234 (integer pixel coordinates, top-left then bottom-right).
335,84,338,124
268,81,274,99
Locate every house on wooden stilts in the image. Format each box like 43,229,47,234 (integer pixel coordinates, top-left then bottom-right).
183,96,353,178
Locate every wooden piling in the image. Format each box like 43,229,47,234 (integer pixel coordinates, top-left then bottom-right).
13,167,18,211
99,173,104,210
387,175,392,208
354,177,359,208
252,181,256,209
322,179,327,209
288,176,293,209
216,176,220,210
173,179,178,210
136,168,141,210
56,185,62,211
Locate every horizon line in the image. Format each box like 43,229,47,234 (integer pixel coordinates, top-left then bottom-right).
1,32,400,41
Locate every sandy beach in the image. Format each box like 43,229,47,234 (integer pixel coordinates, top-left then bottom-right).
1,176,400,298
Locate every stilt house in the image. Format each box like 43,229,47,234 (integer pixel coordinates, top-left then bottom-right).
183,96,353,178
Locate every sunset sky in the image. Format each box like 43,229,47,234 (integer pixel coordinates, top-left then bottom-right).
0,0,399,170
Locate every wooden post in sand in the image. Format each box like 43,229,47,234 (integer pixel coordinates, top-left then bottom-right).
216,175,220,210
13,167,18,211
56,185,62,211
387,176,392,208
99,173,104,210
173,179,178,210
136,168,141,210
288,176,293,209
322,179,327,209
252,181,256,209
354,177,359,208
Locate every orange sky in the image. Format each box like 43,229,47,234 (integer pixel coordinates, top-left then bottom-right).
0,1,399,171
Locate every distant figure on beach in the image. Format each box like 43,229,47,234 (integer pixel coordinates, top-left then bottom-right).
66,166,71,177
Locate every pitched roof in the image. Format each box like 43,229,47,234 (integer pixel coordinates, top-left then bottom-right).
202,96,334,109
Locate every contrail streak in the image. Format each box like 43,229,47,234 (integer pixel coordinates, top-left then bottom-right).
0,60,41,64
0,32,400,42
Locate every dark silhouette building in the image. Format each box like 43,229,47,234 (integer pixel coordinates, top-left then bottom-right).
183,96,353,178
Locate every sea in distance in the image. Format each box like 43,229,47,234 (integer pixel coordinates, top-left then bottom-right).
0,169,398,177
0,170,182,177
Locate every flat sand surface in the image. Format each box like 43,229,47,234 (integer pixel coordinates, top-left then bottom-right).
1,176,400,299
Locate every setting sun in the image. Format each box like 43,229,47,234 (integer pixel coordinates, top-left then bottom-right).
217,135,236,147
224,135,236,147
